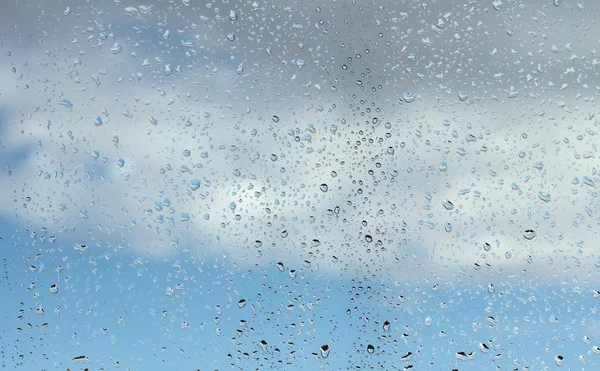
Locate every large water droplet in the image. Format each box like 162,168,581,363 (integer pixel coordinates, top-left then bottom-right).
320,184,329,192
367,344,375,354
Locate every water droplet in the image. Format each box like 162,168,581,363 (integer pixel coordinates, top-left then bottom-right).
479,342,490,353
238,299,246,308
523,229,537,240
444,222,452,233
259,339,267,353
387,147,395,155
49,284,58,294
227,32,236,41
554,355,564,366
442,200,454,210
289,270,296,279
281,230,288,238
64,6,72,16
538,192,551,202
111,43,123,54
276,262,285,272
383,320,390,331
320,184,329,192
508,87,519,98
483,242,492,251
58,99,73,108
229,10,238,21
403,92,416,103
554,0,561,5
320,345,330,358
365,235,373,243
94,117,103,127
367,344,375,354
458,91,468,101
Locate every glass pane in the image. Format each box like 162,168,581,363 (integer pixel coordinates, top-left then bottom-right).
1,0,599,369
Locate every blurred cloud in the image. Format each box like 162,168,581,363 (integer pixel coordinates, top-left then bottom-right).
0,0,600,285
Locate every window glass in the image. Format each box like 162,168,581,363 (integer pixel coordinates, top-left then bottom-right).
1,0,600,369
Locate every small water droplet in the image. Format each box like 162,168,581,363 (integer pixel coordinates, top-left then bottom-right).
367,344,375,354
442,200,454,210
320,344,330,358
319,184,329,192
229,10,238,21
403,92,416,103
365,235,373,243
458,90,468,101
111,43,123,54
554,355,564,366
523,229,537,240
276,262,285,272
238,299,246,308
538,192,551,202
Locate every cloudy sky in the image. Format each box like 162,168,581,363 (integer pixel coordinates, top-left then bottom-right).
1,0,600,369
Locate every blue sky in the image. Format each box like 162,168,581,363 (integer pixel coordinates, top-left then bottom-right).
2,0,600,370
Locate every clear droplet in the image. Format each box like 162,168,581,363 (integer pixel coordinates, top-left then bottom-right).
523,229,537,240
238,299,246,308
554,355,564,366
442,200,454,210
320,344,330,358
320,184,329,192
276,262,285,272
367,344,375,354
403,92,416,103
